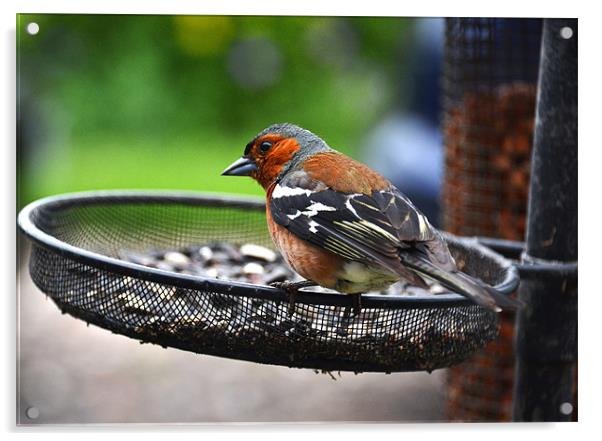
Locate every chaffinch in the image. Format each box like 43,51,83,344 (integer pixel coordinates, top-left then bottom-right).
222,123,519,313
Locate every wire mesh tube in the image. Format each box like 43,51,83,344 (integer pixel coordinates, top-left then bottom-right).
442,17,542,421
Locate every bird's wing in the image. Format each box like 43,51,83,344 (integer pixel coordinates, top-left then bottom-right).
269,171,454,275
269,169,520,312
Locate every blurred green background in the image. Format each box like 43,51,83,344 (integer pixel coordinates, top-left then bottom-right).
17,14,420,208
17,15,451,425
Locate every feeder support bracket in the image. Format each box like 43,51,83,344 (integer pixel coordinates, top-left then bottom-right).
512,18,578,422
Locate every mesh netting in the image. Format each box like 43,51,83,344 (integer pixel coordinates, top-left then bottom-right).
21,192,516,373
441,17,542,420
442,18,541,239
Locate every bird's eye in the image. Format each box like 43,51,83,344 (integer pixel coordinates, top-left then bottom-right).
259,141,273,153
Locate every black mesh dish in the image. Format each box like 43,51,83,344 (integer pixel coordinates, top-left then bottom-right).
18,191,519,373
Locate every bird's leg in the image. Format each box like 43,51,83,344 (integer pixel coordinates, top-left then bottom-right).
351,293,362,315
338,294,363,334
270,280,317,316
343,294,362,317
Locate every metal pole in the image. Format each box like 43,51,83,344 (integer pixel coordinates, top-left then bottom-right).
512,18,578,422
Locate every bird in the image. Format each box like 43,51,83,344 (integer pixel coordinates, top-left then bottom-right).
222,123,520,314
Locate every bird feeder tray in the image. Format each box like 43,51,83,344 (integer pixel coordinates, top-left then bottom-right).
18,191,519,373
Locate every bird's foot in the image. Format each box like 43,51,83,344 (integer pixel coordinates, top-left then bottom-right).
340,293,363,328
270,280,317,316
352,293,362,315
335,294,364,336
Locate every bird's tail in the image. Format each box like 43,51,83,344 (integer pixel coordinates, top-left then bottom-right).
398,252,522,312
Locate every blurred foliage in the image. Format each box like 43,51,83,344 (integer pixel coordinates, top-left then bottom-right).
17,14,415,207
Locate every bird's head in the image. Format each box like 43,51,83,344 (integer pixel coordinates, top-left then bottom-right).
221,123,331,189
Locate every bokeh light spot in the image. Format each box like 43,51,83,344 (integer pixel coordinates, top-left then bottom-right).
227,37,282,90
173,16,234,57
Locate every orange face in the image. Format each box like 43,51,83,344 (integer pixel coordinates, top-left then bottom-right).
222,134,301,190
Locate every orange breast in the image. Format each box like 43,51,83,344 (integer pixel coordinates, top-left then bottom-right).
265,198,341,289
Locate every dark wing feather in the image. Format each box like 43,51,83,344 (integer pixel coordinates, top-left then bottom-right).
270,173,519,312
269,173,450,273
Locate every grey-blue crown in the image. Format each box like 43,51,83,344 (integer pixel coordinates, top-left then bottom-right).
253,123,333,178
255,123,330,153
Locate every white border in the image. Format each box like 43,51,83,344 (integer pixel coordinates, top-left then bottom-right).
3,0,598,439
7,0,583,17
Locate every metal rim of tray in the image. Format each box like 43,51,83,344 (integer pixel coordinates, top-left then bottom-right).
17,190,520,310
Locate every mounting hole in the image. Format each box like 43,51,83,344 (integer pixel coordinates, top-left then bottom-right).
559,402,573,415
560,26,573,40
26,406,40,419
26,22,40,35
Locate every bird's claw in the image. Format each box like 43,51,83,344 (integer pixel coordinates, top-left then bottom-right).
351,293,362,315
270,280,317,316
341,294,363,324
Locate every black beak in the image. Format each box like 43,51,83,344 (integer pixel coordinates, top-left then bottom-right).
221,157,258,176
